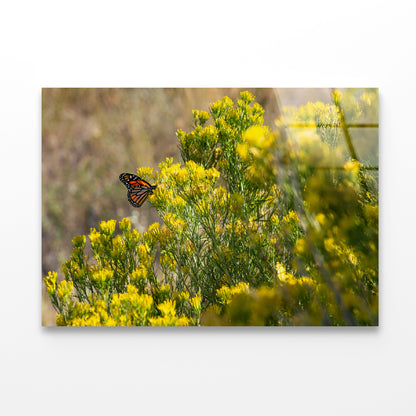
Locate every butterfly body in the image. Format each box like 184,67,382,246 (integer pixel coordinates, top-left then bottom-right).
119,173,156,207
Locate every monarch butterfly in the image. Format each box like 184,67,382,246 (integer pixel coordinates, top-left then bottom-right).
119,173,157,208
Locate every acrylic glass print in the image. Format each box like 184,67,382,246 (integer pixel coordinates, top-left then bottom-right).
42,88,378,326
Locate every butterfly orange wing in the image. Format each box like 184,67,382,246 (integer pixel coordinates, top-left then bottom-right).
119,173,156,207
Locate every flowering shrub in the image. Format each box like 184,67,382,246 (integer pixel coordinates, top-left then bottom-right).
44,90,378,326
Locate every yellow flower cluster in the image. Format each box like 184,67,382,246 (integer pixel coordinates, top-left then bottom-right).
236,125,277,185
210,96,234,118
119,217,131,233
190,293,202,312
163,213,187,234
275,262,315,287
44,271,57,295
72,235,86,248
67,300,116,327
57,280,74,302
160,251,177,272
131,266,147,283
110,285,153,326
136,166,154,179
149,299,190,326
99,219,117,236
192,109,210,126
91,268,113,285
216,282,250,305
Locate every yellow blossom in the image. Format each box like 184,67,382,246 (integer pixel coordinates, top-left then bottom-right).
131,266,147,284
344,159,360,173
148,222,160,235
158,299,177,317
243,126,272,149
160,252,177,272
315,213,326,226
89,228,101,247
217,282,249,305
175,290,190,304
44,271,57,295
163,213,187,234
137,243,150,260
190,294,202,312
294,238,308,255
72,235,86,248
136,166,154,178
99,219,117,236
119,217,131,232
56,280,74,302
236,142,249,159
91,268,113,285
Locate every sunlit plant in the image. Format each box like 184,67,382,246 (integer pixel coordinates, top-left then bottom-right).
44,90,378,326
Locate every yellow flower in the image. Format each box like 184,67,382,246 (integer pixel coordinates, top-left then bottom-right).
232,282,249,295
99,219,117,236
344,159,360,173
210,96,233,116
111,235,124,257
137,243,150,260
236,142,249,160
131,266,147,282
91,268,113,285
175,290,190,304
110,286,153,326
136,166,154,178
217,282,249,305
158,300,177,317
198,110,210,125
270,214,280,228
275,263,297,284
190,294,202,312
149,315,190,327
56,314,65,326
213,186,227,207
172,195,186,209
324,237,338,253
240,91,255,103
57,280,74,302
294,238,308,255
348,252,357,266
214,147,222,160
297,277,315,286
283,210,299,224
175,167,189,186
158,226,174,245
72,235,86,248
243,126,272,149
332,90,343,105
89,228,101,247
44,271,57,295
148,222,160,235
157,284,171,299
143,222,160,246
119,217,131,232
315,213,326,226
163,213,187,234
176,317,190,326
160,252,177,272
